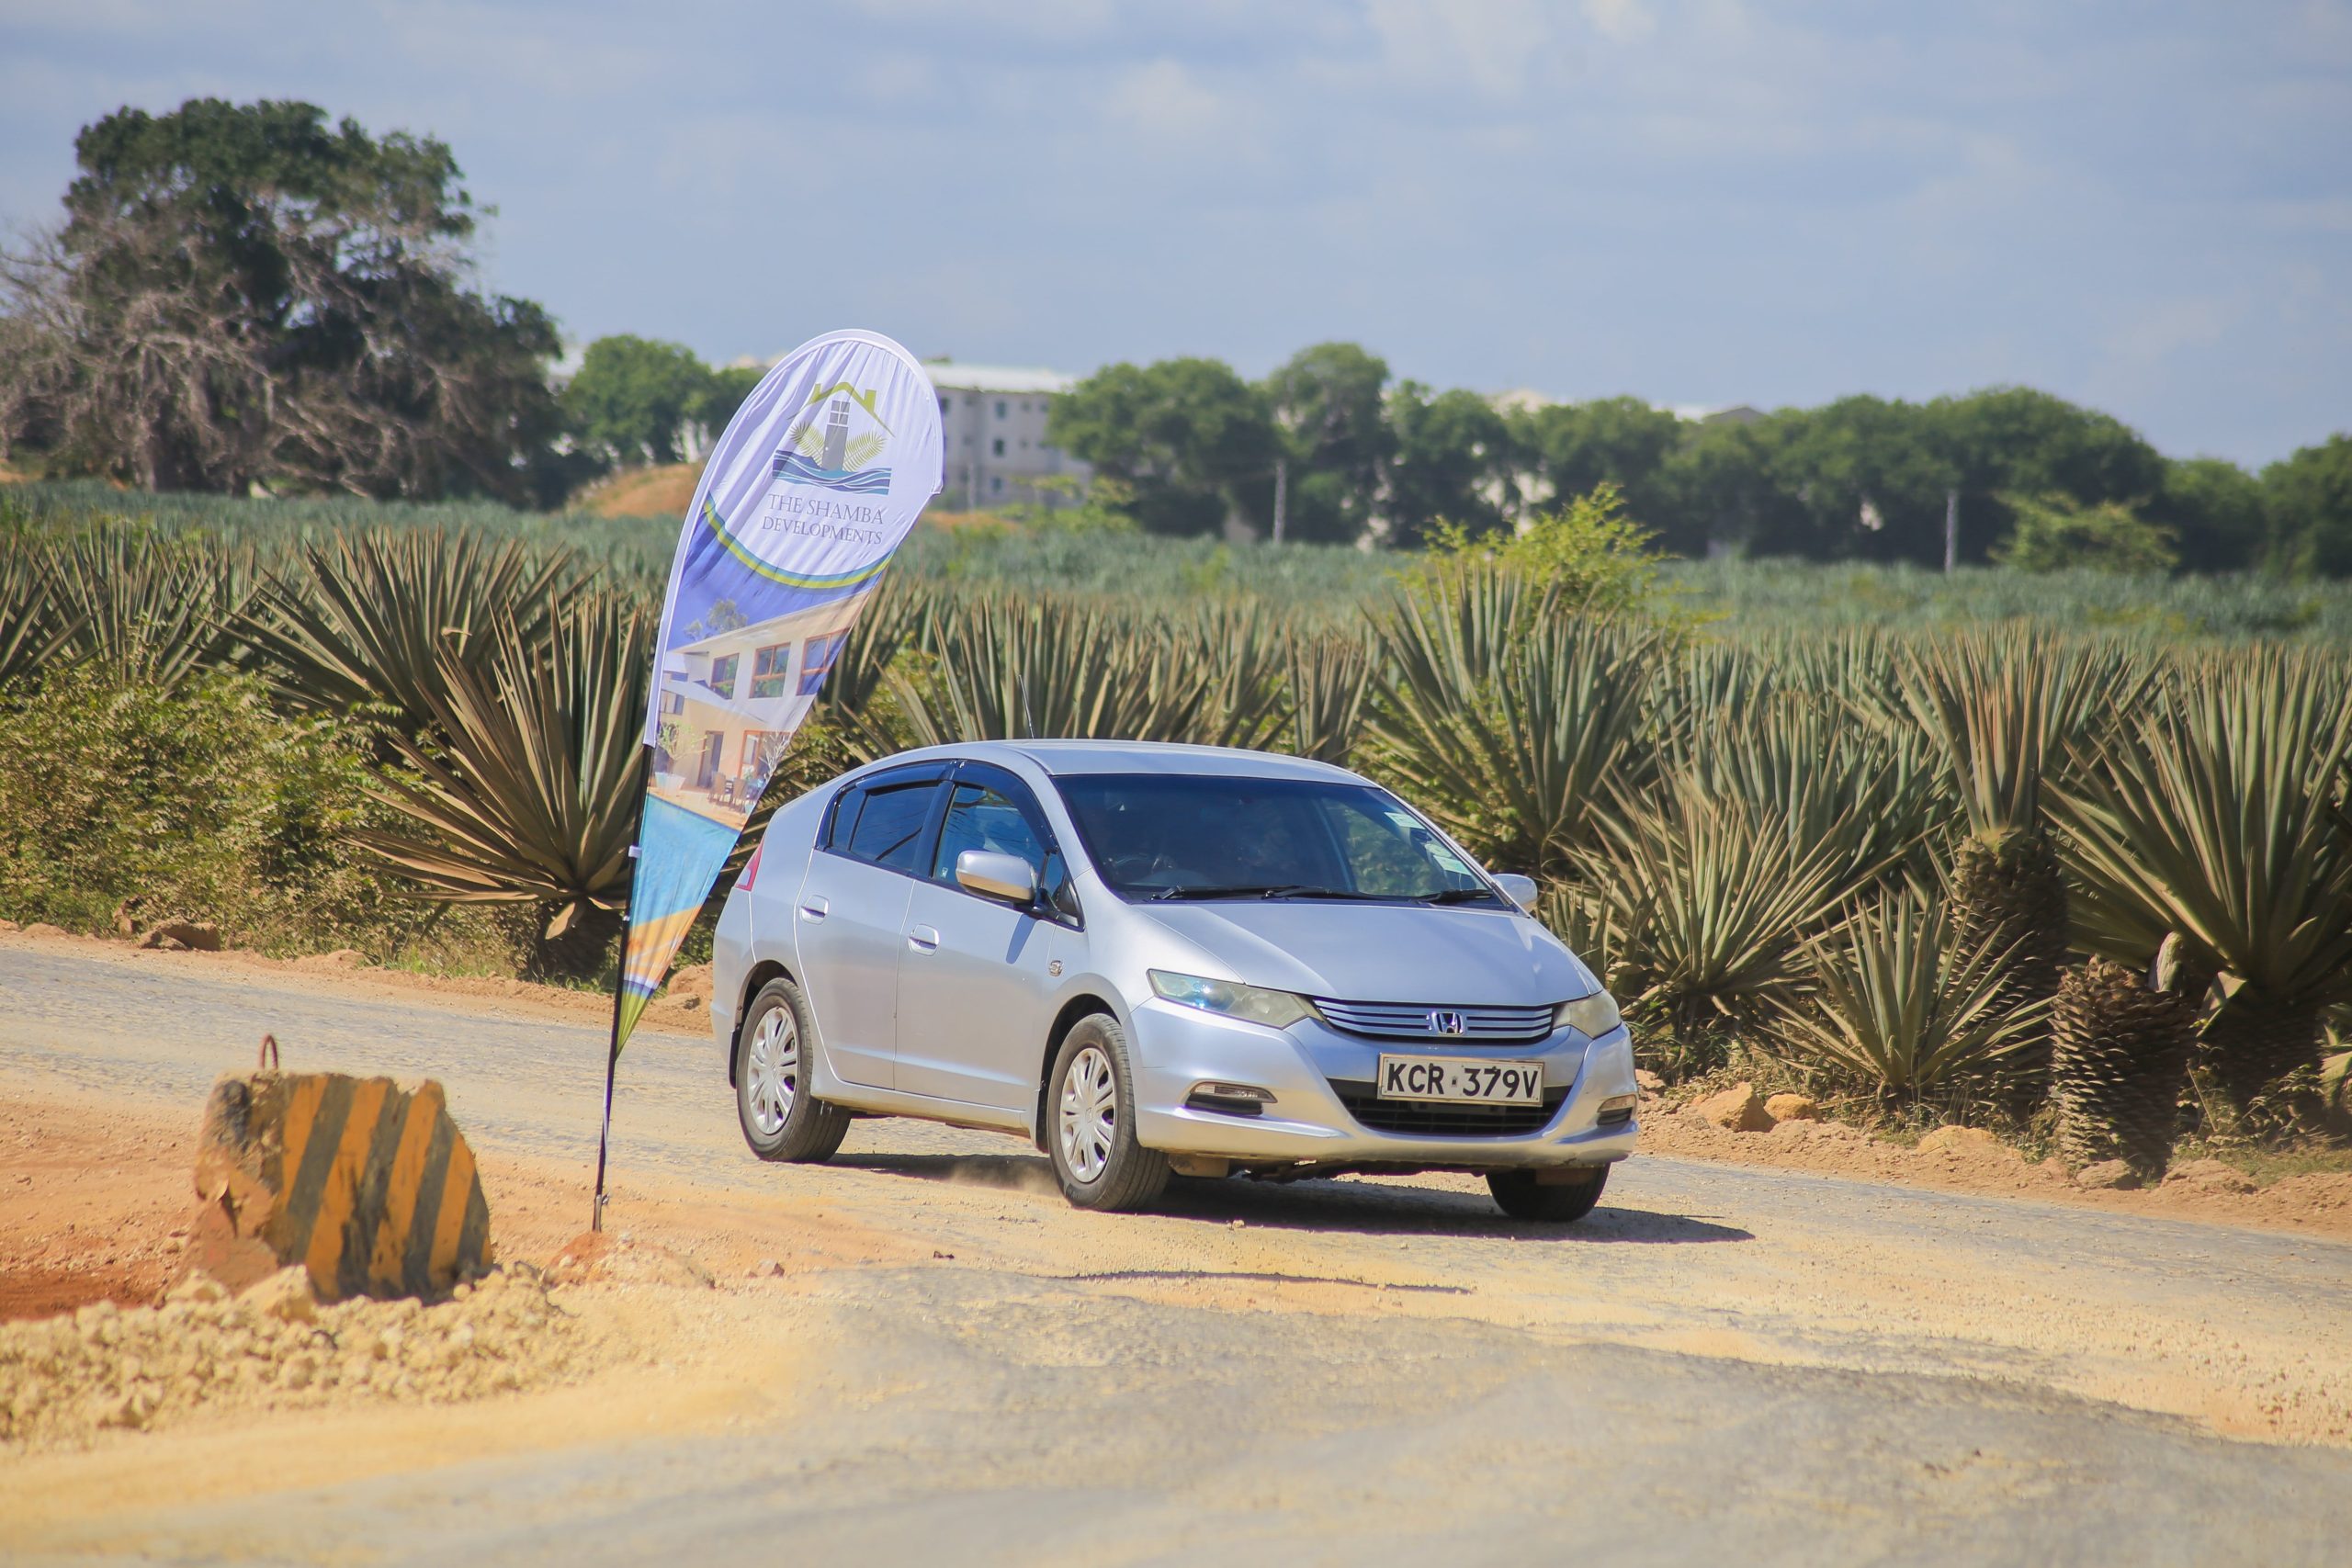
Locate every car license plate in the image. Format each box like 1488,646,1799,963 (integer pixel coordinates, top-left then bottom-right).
1375,1055,1544,1105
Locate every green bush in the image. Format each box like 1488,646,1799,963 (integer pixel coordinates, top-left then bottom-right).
1419,482,1665,616
1992,493,2180,575
0,667,400,949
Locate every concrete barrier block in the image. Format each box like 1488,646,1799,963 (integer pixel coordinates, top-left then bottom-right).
181,1066,493,1303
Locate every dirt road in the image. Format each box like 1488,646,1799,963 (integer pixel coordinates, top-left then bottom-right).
4,933,2350,1564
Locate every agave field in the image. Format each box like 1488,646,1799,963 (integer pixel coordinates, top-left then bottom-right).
3,484,2349,1174
13,478,2352,637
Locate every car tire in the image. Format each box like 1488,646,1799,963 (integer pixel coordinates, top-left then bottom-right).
735,977,851,1164
1487,1165,1609,1223
1046,1014,1170,1212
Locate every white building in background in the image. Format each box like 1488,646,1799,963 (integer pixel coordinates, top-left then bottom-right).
734,354,1096,511
922,362,1092,511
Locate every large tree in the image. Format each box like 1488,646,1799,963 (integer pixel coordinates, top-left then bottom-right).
1657,413,1792,558
0,98,560,502
1937,387,2165,504
561,334,712,468
1932,387,2165,563
1511,396,1690,547
1775,395,1961,564
2152,457,2267,573
1382,383,1520,546
695,365,765,446
1048,357,1278,536
2264,434,2352,578
1261,341,1391,544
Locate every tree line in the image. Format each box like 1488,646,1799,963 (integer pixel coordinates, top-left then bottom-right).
1048,345,2352,576
4,98,2347,577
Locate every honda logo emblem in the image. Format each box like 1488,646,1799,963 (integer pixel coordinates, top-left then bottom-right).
1428,1010,1468,1037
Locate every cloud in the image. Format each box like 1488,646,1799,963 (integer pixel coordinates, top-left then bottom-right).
1359,0,1564,101
1580,0,1654,45
851,0,1118,39
1103,58,1233,141
2106,295,2239,370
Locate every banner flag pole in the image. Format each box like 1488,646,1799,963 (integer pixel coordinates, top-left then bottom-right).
589,330,943,1228
592,747,652,1232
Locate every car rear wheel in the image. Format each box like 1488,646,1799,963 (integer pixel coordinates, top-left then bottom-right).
1487,1165,1609,1223
1046,1015,1170,1212
735,977,851,1163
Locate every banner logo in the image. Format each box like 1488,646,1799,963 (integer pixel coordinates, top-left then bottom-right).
772,382,892,494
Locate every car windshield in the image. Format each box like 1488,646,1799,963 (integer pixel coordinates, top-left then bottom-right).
1053,773,1498,903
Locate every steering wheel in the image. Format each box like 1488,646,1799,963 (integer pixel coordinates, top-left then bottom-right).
1106,851,1177,885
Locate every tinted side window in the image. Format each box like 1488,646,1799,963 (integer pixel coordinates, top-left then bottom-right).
843,783,938,873
933,773,1078,921
932,784,1047,883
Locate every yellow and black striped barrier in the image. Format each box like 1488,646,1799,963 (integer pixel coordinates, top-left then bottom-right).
192,1052,492,1302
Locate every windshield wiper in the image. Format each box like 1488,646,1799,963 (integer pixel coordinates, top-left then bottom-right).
1417,886,1500,904
1148,884,1386,901
1148,884,1305,901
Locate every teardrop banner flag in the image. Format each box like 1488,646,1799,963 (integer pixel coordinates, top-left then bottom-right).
593,328,943,1224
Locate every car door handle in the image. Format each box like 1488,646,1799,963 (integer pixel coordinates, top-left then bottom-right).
907,924,941,953
798,897,830,923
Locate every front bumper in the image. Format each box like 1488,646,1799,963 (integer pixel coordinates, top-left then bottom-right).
1127,998,1638,1170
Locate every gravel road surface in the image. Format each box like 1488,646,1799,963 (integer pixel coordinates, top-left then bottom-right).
4,939,2349,1565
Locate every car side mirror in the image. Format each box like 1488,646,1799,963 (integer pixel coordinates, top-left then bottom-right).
1494,874,1539,911
956,848,1038,906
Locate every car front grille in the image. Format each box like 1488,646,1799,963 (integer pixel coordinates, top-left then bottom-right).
1329,1080,1567,1137
1311,997,1555,1044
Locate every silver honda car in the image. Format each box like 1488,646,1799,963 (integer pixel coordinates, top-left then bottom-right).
709,740,1637,1220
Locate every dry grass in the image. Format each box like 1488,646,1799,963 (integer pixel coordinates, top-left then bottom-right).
2167,1137,2352,1189
574,463,699,520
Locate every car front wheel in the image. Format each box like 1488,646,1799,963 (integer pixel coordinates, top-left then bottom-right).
735,977,851,1163
1487,1165,1609,1223
1046,1015,1170,1212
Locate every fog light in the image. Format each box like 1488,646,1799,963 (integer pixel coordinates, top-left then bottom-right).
1596,1093,1638,1127
1186,1082,1275,1117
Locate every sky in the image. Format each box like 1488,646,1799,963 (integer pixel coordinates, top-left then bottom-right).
3,0,2347,468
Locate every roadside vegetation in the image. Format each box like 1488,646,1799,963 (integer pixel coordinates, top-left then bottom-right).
3,485,2347,1185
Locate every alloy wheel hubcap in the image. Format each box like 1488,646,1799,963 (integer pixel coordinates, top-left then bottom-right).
1057,1043,1116,1183
746,1007,798,1136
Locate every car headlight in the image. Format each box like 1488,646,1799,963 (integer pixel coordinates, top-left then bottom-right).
1556,990,1622,1039
1148,971,1315,1030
